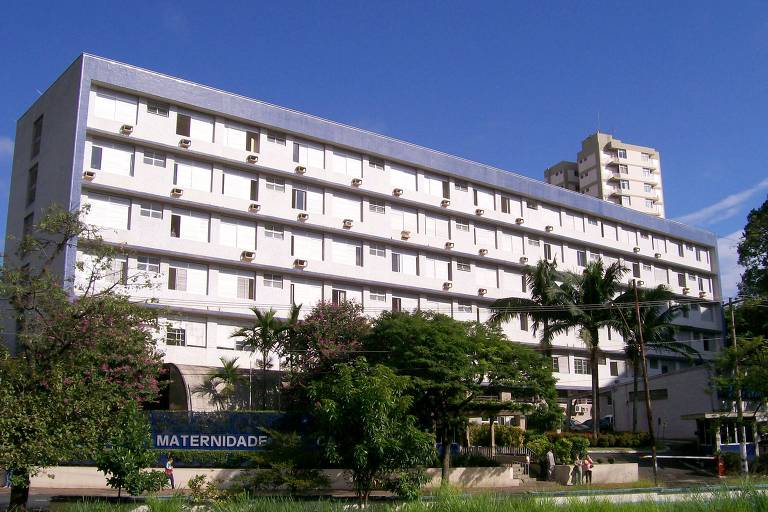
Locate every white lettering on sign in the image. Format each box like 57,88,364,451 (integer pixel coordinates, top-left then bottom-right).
154,434,269,449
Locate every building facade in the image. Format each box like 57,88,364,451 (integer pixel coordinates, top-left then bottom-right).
5,55,720,411
545,132,665,218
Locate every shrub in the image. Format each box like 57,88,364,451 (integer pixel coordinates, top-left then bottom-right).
570,436,590,457
467,424,524,447
187,474,226,504
525,435,552,461
383,469,430,500
156,450,256,469
751,453,768,474
554,437,574,464
719,452,741,472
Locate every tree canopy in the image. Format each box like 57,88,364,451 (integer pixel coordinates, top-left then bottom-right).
738,197,768,298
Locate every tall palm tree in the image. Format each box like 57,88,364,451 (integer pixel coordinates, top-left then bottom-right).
613,285,699,432
193,356,245,410
543,259,628,439
234,305,301,410
489,259,563,357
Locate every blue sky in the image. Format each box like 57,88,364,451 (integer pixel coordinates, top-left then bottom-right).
1,1,766,297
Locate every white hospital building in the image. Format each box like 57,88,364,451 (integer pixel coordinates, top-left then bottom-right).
4,55,723,412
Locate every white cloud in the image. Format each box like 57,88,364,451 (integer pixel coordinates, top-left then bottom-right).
717,230,744,299
0,136,13,157
674,178,768,227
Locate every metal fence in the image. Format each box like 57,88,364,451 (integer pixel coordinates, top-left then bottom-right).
460,445,533,457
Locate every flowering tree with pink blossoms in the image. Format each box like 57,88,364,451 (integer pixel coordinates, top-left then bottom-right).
0,206,163,510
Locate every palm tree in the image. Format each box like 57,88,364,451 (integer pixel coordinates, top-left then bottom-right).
193,356,245,410
489,259,563,357
542,259,628,439
613,285,699,432
234,305,301,410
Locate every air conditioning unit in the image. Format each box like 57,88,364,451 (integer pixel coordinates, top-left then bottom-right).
441,199,451,207
295,166,307,174
443,281,453,290
636,280,645,287
633,246,641,253
654,253,662,259
179,138,192,148
444,241,455,249
400,230,411,240
545,225,554,232
699,291,707,298
297,212,309,221
294,259,308,269
82,170,96,181
343,219,354,228
520,256,529,264
170,187,184,197
351,178,363,187
682,287,691,295
515,218,525,225
478,288,488,296
248,203,261,213
475,208,485,216
393,188,404,197
478,248,488,256
120,124,134,135
246,154,259,164
240,251,255,262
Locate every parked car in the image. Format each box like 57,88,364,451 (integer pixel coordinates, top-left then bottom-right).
577,415,614,432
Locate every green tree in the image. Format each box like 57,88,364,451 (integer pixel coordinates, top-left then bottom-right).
542,259,627,439
308,359,434,505
0,206,163,510
613,285,698,432
193,356,246,411
716,336,768,404
738,197,768,298
95,401,166,497
234,306,301,410
490,259,564,357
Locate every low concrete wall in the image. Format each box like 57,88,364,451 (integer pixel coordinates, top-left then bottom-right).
553,463,638,485
30,466,518,491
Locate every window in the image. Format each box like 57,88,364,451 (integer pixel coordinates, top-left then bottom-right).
31,115,43,158
617,149,627,159
620,180,630,190
678,273,686,287
589,252,600,262
137,256,160,274
332,289,346,305
293,140,325,168
695,248,702,262
703,337,711,351
139,202,163,219
458,302,472,313
84,194,131,231
265,176,285,192
264,224,285,240
644,183,653,193
292,187,307,210
456,259,471,272
649,358,659,369
368,156,384,170
643,168,652,178
90,141,134,176
26,165,38,206
267,131,286,145
166,327,186,346
521,274,527,293
167,266,187,291
368,198,385,214
678,243,685,257
94,90,137,124
610,361,619,377
219,218,256,251
263,274,283,288
222,168,258,201
107,258,128,287
176,114,191,136
526,200,538,210
143,150,166,167
574,358,591,374
147,100,170,117
501,196,511,214
576,249,587,267
392,253,401,273
632,262,641,278
22,213,34,238
454,180,469,192
369,288,386,301
552,357,560,373
456,219,470,232
392,297,402,312
520,314,529,331
643,264,652,272
618,164,628,174
333,150,362,177
621,196,632,206
544,243,552,261
642,153,650,162
369,243,386,257
588,218,599,226
528,238,540,247
645,199,654,209
174,159,212,192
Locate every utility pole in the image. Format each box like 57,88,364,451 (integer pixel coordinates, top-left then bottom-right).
633,280,658,486
730,297,749,474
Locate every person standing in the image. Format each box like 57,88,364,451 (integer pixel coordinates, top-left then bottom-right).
582,454,594,485
2,468,12,488
546,448,556,481
573,454,583,485
165,455,175,489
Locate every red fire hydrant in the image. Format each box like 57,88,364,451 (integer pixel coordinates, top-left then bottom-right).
716,455,726,477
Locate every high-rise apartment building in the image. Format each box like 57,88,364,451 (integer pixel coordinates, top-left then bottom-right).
545,132,665,217
5,55,718,412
